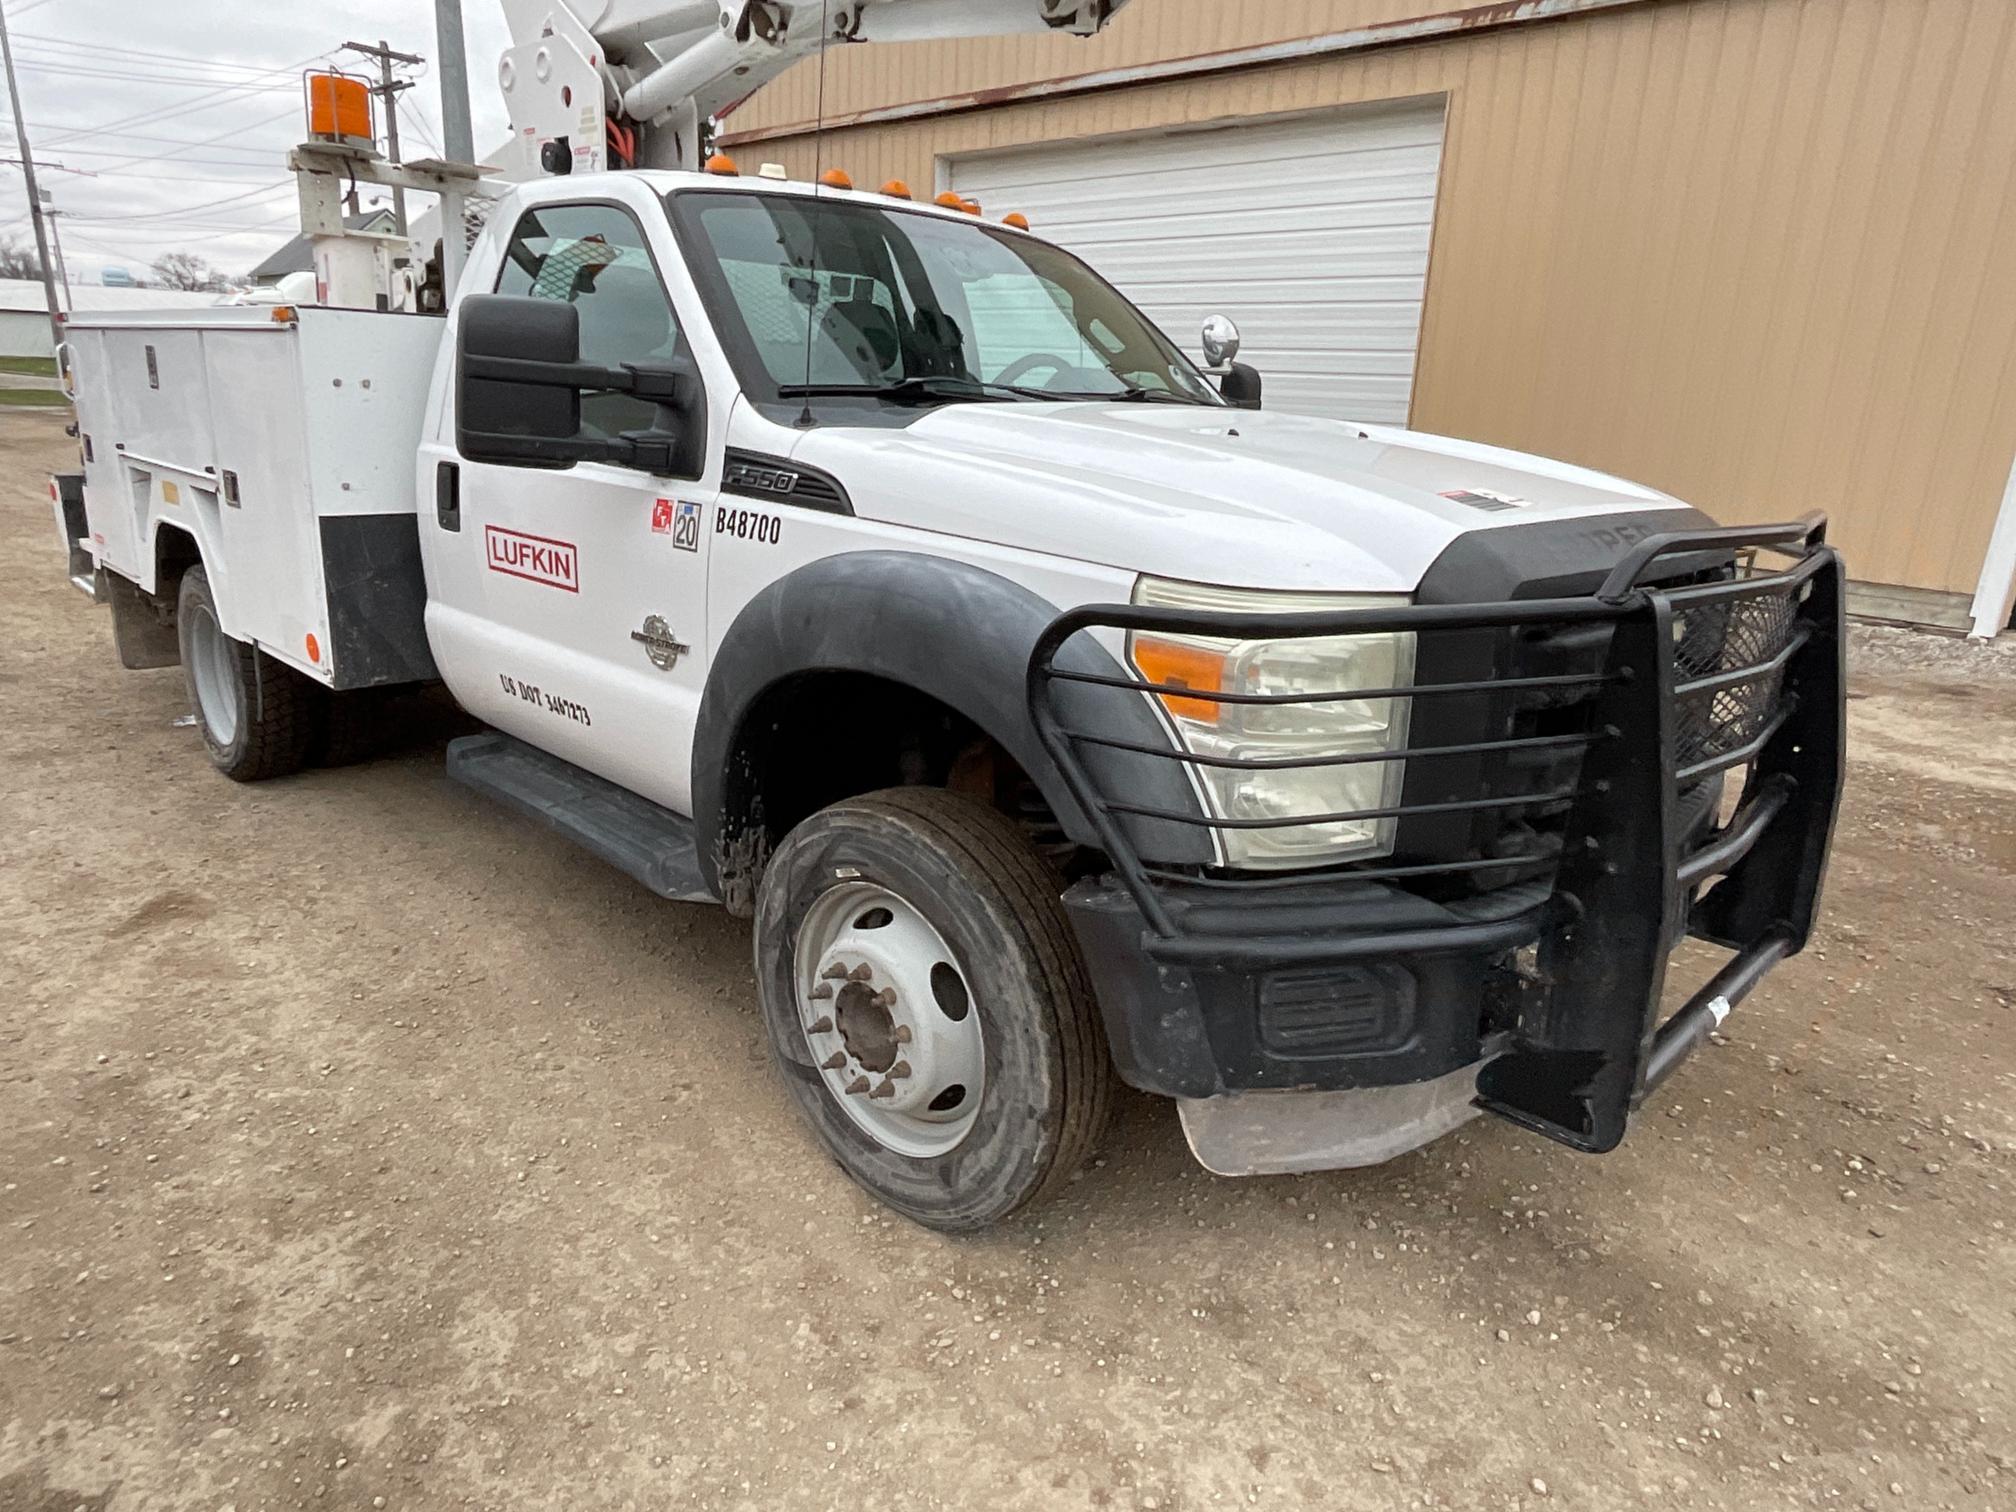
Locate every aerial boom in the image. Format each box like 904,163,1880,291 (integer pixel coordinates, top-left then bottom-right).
497,0,1132,175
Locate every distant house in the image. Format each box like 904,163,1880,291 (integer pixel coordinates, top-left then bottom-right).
0,277,220,359
247,208,396,287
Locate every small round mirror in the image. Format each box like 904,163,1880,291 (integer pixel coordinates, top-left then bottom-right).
1201,314,1241,369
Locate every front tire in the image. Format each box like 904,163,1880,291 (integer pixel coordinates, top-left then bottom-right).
754,787,1113,1232
176,565,317,782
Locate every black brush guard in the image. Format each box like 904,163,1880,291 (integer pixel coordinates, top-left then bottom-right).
1028,518,1846,1154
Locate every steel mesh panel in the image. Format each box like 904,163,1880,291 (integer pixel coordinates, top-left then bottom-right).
1668,585,1799,770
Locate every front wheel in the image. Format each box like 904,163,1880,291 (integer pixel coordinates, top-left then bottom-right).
753,788,1113,1232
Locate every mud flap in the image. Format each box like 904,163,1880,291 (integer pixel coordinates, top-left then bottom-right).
104,573,179,670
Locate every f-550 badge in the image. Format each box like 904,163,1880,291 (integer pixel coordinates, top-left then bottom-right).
631,615,689,671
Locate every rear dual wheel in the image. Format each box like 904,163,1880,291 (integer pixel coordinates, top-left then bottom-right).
176,565,318,782
754,787,1113,1232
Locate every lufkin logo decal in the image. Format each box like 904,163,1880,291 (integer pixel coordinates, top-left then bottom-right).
486,525,579,593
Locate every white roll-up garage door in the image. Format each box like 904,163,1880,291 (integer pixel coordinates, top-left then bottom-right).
946,97,1447,425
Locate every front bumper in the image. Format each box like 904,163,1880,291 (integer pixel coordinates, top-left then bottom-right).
1029,517,1845,1158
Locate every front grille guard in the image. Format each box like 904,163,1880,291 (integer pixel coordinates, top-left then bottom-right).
1027,516,1846,1152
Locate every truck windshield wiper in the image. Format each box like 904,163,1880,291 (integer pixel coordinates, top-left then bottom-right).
1052,385,1209,405
776,376,1060,404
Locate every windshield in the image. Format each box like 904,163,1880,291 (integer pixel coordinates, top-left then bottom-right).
669,189,1222,408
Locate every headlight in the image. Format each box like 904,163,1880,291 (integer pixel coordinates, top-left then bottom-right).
1128,577,1415,869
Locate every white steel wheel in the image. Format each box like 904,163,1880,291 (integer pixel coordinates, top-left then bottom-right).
183,594,240,748
793,881,985,1158
174,564,319,783
753,787,1114,1232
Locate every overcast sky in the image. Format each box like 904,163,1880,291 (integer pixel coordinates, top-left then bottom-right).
0,0,514,284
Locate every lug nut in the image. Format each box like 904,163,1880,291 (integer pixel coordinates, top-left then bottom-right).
807,1016,834,1034
876,987,897,1008
809,982,835,1001
820,1052,847,1071
844,1075,871,1096
848,963,874,982
868,1079,896,1100
887,1060,911,1080
893,1025,913,1045
820,962,849,982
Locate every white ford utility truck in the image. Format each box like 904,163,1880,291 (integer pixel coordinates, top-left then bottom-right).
45,3,1845,1231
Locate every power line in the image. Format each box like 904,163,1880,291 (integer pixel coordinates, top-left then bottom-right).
69,180,292,223
40,52,333,146
10,55,298,92
22,149,299,171
14,31,317,77
49,104,302,176
25,118,290,151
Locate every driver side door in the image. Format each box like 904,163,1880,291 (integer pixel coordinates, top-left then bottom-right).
431,199,717,817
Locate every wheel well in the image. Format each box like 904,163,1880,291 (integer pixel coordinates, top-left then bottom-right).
152,523,201,602
714,671,1066,915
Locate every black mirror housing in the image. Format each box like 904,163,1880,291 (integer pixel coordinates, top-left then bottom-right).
457,295,586,469
1220,361,1263,411
455,294,708,479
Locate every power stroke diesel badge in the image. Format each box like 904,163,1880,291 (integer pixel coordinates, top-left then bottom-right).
630,615,689,671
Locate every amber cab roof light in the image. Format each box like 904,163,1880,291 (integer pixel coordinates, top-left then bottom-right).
818,168,854,190
704,152,740,176
880,179,913,200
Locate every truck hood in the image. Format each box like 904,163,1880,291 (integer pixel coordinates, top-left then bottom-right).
790,403,1695,593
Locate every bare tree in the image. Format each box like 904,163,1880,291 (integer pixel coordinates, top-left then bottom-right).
150,251,229,292
0,233,45,282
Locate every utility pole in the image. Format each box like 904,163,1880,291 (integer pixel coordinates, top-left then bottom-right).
432,0,476,296
41,190,70,310
341,38,422,236
0,0,64,346
434,0,474,165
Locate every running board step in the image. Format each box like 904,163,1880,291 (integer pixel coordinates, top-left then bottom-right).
446,731,716,904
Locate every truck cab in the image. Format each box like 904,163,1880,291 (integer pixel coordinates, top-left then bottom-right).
52,165,1846,1231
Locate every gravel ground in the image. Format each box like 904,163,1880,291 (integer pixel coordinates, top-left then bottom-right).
3,408,2012,1511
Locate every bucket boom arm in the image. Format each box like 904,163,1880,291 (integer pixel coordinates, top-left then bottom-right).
498,0,1132,174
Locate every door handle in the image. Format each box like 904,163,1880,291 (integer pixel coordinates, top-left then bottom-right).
436,461,461,532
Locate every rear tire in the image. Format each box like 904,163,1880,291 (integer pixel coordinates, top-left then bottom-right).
176,564,317,783
754,787,1113,1232
309,687,394,768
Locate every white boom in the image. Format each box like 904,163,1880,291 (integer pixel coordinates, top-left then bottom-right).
497,0,1133,175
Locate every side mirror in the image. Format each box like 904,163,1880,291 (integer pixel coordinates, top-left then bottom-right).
1200,314,1241,369
456,294,706,477
1220,361,1263,411
458,295,581,466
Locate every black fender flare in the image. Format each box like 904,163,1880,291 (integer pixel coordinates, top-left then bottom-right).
692,551,1210,896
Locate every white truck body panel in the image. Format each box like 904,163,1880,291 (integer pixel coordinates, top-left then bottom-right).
63,308,443,684
414,176,1141,817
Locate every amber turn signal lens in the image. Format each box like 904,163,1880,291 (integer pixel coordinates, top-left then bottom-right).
1131,637,1227,725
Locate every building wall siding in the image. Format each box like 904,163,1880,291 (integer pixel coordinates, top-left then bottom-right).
724,0,2016,596
723,1,1449,136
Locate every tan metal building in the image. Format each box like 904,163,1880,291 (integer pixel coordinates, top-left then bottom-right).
719,0,2016,635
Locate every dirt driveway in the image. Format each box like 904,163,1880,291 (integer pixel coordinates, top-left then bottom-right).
3,408,2012,1511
